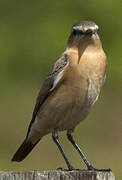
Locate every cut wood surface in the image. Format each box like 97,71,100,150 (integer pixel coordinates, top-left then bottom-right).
0,170,115,180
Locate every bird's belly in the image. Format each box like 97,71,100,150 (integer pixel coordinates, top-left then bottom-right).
53,77,99,131
54,102,91,131
30,77,99,140
28,93,96,143
54,92,98,131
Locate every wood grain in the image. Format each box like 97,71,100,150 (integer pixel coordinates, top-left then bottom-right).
0,170,115,180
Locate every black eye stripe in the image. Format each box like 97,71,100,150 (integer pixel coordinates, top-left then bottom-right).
72,29,84,36
79,31,84,35
72,29,77,36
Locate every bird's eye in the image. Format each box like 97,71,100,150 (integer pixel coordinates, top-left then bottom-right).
85,29,93,35
72,29,77,36
72,29,84,36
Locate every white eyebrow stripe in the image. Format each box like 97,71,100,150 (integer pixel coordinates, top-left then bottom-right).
84,26,99,31
95,24,99,29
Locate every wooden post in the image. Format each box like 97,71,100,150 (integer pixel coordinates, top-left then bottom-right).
0,170,115,180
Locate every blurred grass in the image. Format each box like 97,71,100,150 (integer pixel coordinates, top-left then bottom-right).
0,0,122,179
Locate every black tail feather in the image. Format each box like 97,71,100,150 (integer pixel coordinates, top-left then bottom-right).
12,139,40,162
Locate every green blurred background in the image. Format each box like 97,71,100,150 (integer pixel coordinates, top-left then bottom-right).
0,0,122,179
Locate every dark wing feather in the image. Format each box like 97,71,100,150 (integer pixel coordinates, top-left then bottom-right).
26,54,69,137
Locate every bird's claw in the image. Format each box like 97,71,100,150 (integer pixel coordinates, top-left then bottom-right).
57,165,75,171
88,165,112,172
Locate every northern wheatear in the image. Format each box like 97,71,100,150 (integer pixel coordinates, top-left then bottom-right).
12,21,109,171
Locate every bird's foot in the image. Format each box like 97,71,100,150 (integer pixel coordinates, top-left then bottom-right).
88,165,112,172
57,166,111,172
57,167,68,171
57,165,75,171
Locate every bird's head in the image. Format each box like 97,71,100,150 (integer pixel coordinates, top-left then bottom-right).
67,21,100,48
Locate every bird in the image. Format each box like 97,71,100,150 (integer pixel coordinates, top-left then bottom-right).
12,21,108,171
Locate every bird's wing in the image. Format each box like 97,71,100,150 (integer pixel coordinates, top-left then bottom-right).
26,53,69,137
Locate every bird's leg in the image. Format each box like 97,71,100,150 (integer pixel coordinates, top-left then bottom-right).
67,129,93,170
67,130,111,171
52,131,74,171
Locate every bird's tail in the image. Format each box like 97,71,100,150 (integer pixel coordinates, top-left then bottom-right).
11,138,40,162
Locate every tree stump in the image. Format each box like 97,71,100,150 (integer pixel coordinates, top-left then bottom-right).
0,170,115,180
